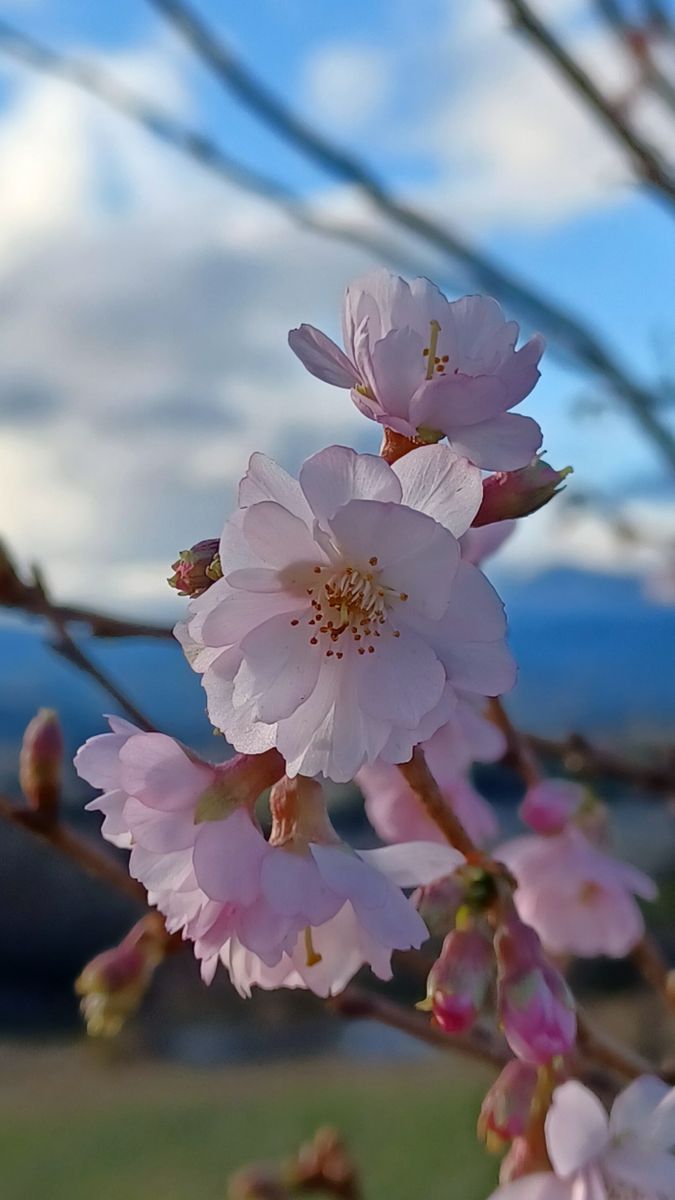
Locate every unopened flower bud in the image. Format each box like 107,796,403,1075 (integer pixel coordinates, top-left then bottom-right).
473,459,572,527
478,1061,539,1145
19,708,62,826
419,924,494,1034
519,779,583,835
496,910,576,1064
75,914,167,1037
168,538,222,597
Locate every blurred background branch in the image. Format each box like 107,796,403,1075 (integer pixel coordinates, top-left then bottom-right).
1,13,675,473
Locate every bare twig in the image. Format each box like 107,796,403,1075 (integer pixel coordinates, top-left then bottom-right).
595,0,675,114
398,748,486,862
503,0,675,208
331,985,511,1069
0,791,146,904
0,539,172,639
487,698,541,788
135,3,674,473
632,935,675,1011
576,1008,661,1080
525,730,675,796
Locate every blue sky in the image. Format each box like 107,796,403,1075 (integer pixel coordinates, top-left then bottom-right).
0,0,673,611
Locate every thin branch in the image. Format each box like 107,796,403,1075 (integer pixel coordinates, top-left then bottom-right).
398,748,486,862
503,0,675,208
595,0,675,115
525,729,675,796
487,698,541,788
576,1008,661,1080
331,985,511,1069
631,935,675,1011
10,554,157,732
0,792,146,905
135,1,675,475
1,539,173,639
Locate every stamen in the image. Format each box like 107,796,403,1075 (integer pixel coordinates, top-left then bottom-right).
424,320,441,380
304,926,322,967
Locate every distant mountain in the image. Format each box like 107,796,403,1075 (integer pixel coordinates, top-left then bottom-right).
1,568,673,798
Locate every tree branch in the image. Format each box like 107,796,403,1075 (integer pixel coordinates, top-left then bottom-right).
135,1,674,475
595,0,675,115
503,0,675,208
0,791,146,905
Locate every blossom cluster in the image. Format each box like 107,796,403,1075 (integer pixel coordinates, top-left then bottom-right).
74,269,670,1191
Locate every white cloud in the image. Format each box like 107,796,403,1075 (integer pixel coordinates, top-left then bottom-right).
302,42,390,131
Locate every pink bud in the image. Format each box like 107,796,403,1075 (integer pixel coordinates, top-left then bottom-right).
478,1060,539,1143
421,925,494,1034
519,779,583,835
473,459,572,527
75,914,167,1037
19,708,63,825
168,538,222,597
495,912,576,1064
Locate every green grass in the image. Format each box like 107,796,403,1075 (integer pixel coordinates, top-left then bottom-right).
0,1043,499,1200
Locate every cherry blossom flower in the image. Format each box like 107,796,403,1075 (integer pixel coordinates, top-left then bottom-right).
178,443,515,783
289,268,543,470
478,1061,539,1145
75,723,462,996
489,1077,675,1200
498,824,656,958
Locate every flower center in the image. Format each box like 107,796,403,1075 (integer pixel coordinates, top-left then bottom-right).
290,560,408,659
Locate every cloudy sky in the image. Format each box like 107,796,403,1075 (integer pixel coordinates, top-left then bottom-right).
0,0,673,615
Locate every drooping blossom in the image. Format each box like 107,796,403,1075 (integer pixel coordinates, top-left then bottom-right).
75,722,462,996
289,268,544,470
498,824,656,958
419,923,495,1034
495,908,576,1065
478,1060,539,1146
489,1077,675,1200
178,443,515,782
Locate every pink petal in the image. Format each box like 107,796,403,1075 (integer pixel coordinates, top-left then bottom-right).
365,326,427,420
241,501,318,568
235,613,323,722
411,372,509,430
356,624,445,727
460,521,516,566
74,732,130,790
441,561,507,641
260,849,341,924
328,498,459,619
192,808,268,906
545,1082,609,1177
119,733,214,811
447,412,543,472
358,842,463,886
435,635,516,697
609,1076,672,1142
201,587,304,647
238,452,312,521
288,324,359,387
605,1145,675,1198
392,444,483,536
487,1176,573,1200
299,445,401,523
310,844,389,909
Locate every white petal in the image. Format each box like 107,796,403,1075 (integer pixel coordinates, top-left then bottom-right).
356,624,445,727
546,1082,609,1177
392,444,483,536
605,1144,675,1198
487,1176,573,1200
300,445,401,523
610,1077,672,1142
